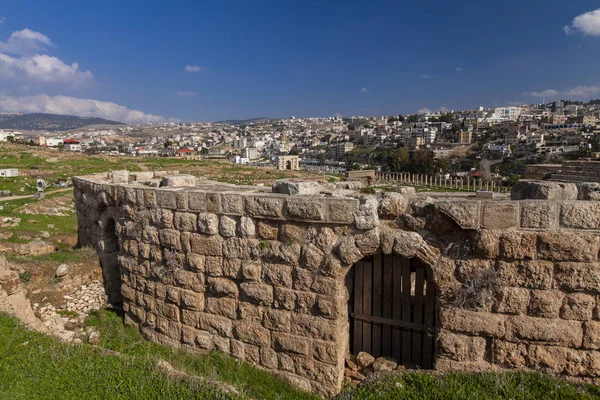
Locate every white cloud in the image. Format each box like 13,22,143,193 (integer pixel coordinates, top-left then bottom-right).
176,90,198,97
421,74,431,79
456,67,463,72
0,28,52,55
0,53,93,86
360,87,369,93
185,65,202,72
524,89,558,98
564,8,600,36
417,108,431,114
0,94,170,124
565,85,600,98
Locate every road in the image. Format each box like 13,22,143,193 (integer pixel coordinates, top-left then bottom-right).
0,187,73,203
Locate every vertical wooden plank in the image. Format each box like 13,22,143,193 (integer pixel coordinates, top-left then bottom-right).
422,273,436,368
353,260,364,354
362,257,373,354
372,253,382,358
392,255,402,363
381,254,393,358
412,267,425,366
401,257,412,365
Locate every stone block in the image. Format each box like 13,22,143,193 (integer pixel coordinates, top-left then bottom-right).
284,198,326,221
205,297,237,319
245,195,284,219
219,216,237,237
378,192,408,219
205,256,223,277
190,234,223,257
335,237,363,265
537,233,599,262
560,202,600,229
561,293,595,321
504,315,582,347
241,262,261,281
263,309,291,332
437,331,487,362
256,221,279,240
187,253,205,273
260,347,278,369
499,232,536,259
494,287,530,314
511,180,578,200
207,277,238,298
496,260,554,289
149,209,174,229
354,197,379,230
470,230,501,259
272,180,321,196
436,200,480,229
327,198,359,224
290,315,338,341
439,308,505,338
180,289,204,311
239,216,256,237
554,263,600,292
527,290,563,319
161,174,196,187
354,228,380,255
197,213,219,235
262,264,293,288
481,202,518,229
312,341,339,365
519,201,559,230
159,229,181,250
240,282,274,305
234,323,271,347
219,193,244,215
583,321,600,349
300,243,325,270
156,190,177,209
108,170,129,183
273,332,310,355
188,191,207,212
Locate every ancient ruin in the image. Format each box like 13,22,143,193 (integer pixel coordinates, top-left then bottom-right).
74,170,600,396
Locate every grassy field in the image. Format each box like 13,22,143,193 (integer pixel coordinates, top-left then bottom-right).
2,310,599,399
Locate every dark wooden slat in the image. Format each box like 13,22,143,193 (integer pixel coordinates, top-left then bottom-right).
412,267,425,366
350,313,434,333
401,257,412,365
353,260,364,354
362,257,373,354
392,255,403,363
381,254,393,357
372,253,382,358
422,274,436,368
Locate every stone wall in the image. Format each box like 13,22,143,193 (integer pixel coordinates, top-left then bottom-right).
73,171,600,396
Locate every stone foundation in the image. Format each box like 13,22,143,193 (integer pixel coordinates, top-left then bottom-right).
73,170,600,396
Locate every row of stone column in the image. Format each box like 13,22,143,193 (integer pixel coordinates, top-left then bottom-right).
374,172,507,193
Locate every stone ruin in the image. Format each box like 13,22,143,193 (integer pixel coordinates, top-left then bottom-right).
73,170,600,396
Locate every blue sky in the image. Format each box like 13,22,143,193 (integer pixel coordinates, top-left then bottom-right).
0,0,599,123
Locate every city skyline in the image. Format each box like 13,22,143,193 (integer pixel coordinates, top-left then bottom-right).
0,1,599,123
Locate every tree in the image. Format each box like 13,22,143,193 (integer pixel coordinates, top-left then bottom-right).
57,142,64,151
407,115,418,123
440,113,454,123
28,139,35,146
347,124,355,131
6,135,14,143
398,115,406,122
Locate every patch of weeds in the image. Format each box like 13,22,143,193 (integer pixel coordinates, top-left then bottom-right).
18,271,31,283
258,240,268,250
451,268,500,310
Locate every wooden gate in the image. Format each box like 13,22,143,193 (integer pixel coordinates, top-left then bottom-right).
350,254,436,368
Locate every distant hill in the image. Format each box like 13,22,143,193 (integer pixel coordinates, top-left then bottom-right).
0,113,124,131
214,117,270,126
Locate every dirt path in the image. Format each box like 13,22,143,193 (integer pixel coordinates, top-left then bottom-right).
0,187,73,203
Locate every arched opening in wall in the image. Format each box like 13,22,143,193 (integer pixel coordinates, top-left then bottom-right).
100,217,123,308
349,254,437,368
285,160,292,170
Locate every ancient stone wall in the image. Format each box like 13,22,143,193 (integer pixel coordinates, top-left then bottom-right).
73,171,600,396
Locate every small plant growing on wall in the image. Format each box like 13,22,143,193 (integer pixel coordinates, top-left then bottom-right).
450,268,499,310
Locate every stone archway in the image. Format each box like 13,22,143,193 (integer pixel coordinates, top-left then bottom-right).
286,160,292,170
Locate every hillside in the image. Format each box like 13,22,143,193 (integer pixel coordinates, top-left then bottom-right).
0,113,123,131
214,117,271,126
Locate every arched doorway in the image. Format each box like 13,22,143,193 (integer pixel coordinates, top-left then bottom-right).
100,217,123,308
349,254,437,368
286,160,292,170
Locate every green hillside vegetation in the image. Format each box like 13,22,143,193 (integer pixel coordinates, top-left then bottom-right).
0,113,123,131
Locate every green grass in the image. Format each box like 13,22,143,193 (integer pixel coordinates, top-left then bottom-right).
86,309,319,400
5,246,97,265
0,312,233,399
339,372,600,400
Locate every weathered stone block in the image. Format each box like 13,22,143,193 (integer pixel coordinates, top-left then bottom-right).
560,202,600,230
188,191,207,212
440,308,505,338
561,293,595,321
285,198,325,221
354,196,379,230
335,237,363,265
260,347,279,369
220,193,244,215
272,180,321,196
240,282,274,305
241,261,261,281
527,290,564,319
190,234,223,256
378,192,408,219
496,260,553,289
256,221,279,240
245,195,284,219
481,202,518,229
583,321,600,349
197,213,219,235
511,180,578,200
187,253,205,273
290,315,337,341
219,215,237,237
537,233,599,262
494,287,530,315
263,309,291,332
555,263,600,292
161,174,196,187
159,229,181,250
207,277,238,298
519,201,558,230
470,230,501,259
273,332,310,355
312,341,339,365
327,198,359,224
504,315,582,347
239,216,256,238
180,289,204,311
234,323,271,347
205,297,237,319
262,264,293,288
438,331,487,361
300,243,325,270
174,212,197,232
499,232,536,260
205,256,223,277
156,190,177,209
436,200,480,229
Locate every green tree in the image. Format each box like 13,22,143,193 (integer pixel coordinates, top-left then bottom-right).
6,135,14,143
407,115,418,123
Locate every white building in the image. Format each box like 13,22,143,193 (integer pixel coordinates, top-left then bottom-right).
0,168,18,177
